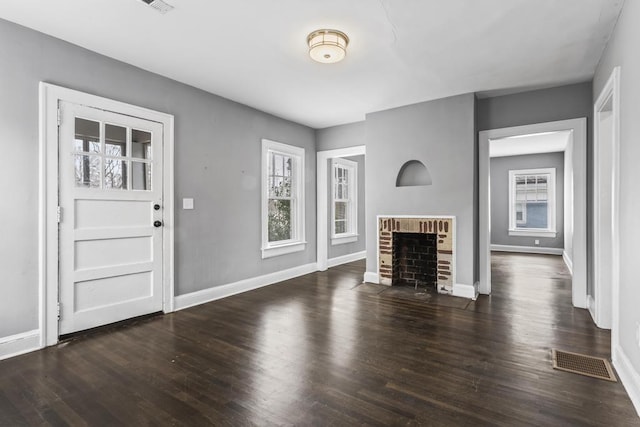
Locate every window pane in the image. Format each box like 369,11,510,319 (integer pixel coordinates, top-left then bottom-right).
132,161,151,191
74,118,100,153
526,176,536,185
270,177,284,197
104,159,127,190
284,156,292,177
282,177,291,197
268,199,291,242
105,124,127,157
131,129,152,160
335,220,346,235
524,202,548,228
335,201,347,220
274,154,284,176
74,155,100,188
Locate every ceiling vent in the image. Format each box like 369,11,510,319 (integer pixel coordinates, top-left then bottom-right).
140,0,174,14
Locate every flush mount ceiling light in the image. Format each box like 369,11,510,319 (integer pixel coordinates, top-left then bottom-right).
307,29,349,64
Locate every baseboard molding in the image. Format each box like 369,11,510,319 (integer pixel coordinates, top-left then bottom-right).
453,283,477,300
613,346,640,417
0,329,41,361
327,250,366,268
491,244,564,256
587,295,596,323
174,262,318,311
563,250,574,275
363,271,379,284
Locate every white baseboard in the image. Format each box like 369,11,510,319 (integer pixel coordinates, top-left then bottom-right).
174,262,318,311
453,283,477,300
613,345,640,417
587,295,596,323
327,250,366,268
563,250,574,275
0,329,41,361
363,271,379,284
491,244,564,255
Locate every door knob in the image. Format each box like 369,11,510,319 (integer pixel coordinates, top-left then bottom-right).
154,204,161,211
154,220,162,227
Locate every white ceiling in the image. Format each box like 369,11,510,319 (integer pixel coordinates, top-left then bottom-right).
490,131,571,158
0,0,624,129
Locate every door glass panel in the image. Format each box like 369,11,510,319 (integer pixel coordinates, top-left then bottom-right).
74,155,101,188
104,159,127,190
132,129,152,160
132,162,152,191
105,124,127,157
74,118,100,153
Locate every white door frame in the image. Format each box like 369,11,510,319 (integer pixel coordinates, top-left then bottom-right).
39,83,175,347
316,145,366,271
593,67,621,336
478,118,587,307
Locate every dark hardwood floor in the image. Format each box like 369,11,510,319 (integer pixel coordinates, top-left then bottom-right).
1,253,638,426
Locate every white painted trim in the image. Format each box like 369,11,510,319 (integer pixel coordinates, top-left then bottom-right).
331,157,358,240
587,295,596,323
593,66,621,337
562,250,573,275
491,244,563,255
39,83,175,346
0,330,41,361
327,250,366,268
316,145,366,271
363,272,380,284
613,345,640,417
479,118,587,310
174,262,318,311
453,283,477,300
508,167,557,235
261,139,306,259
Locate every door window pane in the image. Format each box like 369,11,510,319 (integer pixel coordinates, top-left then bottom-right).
105,124,127,157
132,162,151,191
74,155,101,188
132,129,152,160
104,159,127,190
74,118,101,153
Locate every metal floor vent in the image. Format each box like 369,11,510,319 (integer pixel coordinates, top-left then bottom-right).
552,349,617,382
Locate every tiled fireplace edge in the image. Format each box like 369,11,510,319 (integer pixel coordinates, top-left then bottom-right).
377,215,455,294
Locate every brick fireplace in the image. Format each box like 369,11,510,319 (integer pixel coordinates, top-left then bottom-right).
378,216,455,294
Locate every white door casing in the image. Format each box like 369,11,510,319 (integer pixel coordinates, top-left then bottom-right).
58,102,164,334
39,83,175,346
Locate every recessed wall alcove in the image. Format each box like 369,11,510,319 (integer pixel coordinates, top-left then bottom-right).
396,160,432,187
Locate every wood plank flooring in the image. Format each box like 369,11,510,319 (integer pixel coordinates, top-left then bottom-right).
1,253,638,425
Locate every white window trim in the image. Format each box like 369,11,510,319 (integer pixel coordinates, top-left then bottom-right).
331,157,358,245
261,139,306,258
508,167,556,238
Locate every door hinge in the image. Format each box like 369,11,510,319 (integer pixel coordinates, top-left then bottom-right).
57,206,62,223
57,108,62,126
57,302,61,320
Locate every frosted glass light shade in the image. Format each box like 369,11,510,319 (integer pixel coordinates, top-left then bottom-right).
308,29,349,64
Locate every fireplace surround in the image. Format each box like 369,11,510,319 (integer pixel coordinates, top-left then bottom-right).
378,216,455,294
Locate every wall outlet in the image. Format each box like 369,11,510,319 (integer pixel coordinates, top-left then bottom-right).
534,239,540,245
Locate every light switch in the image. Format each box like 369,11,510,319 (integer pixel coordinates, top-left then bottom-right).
183,198,194,210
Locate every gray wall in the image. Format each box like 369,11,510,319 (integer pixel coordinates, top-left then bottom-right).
0,18,316,338
593,0,640,384
327,155,366,259
316,121,365,151
365,94,476,286
490,153,565,248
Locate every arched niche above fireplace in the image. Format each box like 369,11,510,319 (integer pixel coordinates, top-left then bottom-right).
396,160,432,187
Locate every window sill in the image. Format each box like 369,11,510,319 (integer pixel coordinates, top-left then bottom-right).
508,229,557,238
261,241,306,259
331,234,359,246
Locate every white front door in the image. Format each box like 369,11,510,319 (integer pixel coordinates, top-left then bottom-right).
58,101,164,335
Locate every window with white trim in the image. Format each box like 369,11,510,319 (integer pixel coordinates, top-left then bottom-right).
331,158,358,245
508,168,556,238
261,139,305,258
